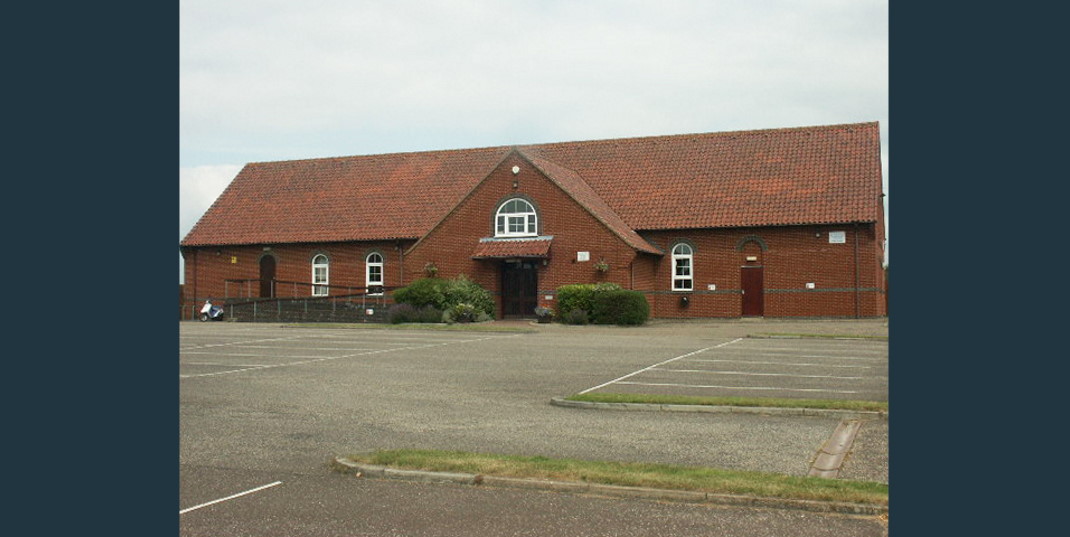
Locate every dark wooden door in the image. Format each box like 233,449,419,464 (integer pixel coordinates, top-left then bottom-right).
259,255,276,298
502,262,538,318
741,266,764,316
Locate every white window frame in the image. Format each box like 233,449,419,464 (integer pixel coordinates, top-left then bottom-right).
312,254,329,296
366,252,384,295
672,243,693,291
495,198,538,238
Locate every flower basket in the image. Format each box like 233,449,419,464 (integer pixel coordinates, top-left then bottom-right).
534,306,554,323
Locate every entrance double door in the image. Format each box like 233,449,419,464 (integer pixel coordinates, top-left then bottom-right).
501,261,537,318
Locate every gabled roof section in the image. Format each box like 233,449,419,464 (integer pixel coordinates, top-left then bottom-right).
181,146,511,247
182,122,883,248
519,151,661,255
518,122,883,230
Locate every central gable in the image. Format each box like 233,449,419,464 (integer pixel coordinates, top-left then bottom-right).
405,150,657,260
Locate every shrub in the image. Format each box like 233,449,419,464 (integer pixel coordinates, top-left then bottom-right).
590,289,650,326
556,282,622,319
386,303,443,324
442,302,492,324
392,278,447,310
440,275,495,318
558,308,589,325
393,275,495,319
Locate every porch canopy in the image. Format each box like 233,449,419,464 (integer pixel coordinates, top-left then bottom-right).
471,236,553,259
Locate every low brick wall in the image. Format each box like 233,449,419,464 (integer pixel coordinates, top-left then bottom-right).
226,297,391,323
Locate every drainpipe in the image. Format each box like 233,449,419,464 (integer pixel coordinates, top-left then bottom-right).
396,242,404,287
192,248,198,320
853,223,861,319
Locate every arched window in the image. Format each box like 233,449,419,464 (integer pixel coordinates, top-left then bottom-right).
366,252,384,295
672,243,693,291
495,198,538,237
311,254,329,296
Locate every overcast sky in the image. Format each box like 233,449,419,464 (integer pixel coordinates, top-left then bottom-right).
180,0,888,281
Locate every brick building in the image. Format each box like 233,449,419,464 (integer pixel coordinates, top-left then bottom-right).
180,122,887,320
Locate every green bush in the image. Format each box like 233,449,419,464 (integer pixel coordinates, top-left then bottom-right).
393,275,494,319
386,304,443,324
558,308,589,325
441,275,495,317
392,278,446,309
556,283,622,319
442,302,493,324
555,283,647,325
590,289,649,325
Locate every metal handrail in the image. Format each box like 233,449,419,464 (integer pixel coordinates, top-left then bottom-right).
184,280,397,321
221,278,393,300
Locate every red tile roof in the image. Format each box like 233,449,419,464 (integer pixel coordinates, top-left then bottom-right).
522,153,660,254
471,237,553,259
181,122,883,249
181,147,509,246
519,122,884,230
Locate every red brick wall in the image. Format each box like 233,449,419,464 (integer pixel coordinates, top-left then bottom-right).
641,224,886,318
404,153,644,315
181,240,412,307
182,155,887,320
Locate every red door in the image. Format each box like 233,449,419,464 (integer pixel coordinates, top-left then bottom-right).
741,266,764,316
259,255,276,298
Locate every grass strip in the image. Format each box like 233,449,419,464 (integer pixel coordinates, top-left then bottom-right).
750,333,888,341
567,392,888,412
346,449,887,505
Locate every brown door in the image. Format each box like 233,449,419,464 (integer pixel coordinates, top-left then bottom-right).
502,261,538,318
741,266,764,316
259,255,276,298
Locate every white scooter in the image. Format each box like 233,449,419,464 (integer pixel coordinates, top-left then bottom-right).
199,299,225,321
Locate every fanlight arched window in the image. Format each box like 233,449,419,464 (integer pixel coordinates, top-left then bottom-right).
366,252,384,295
672,243,693,291
495,198,538,237
312,254,329,296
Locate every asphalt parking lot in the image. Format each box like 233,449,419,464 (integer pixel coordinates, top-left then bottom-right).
180,319,888,536
577,334,887,401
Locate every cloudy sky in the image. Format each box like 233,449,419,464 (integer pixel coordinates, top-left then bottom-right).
180,0,888,281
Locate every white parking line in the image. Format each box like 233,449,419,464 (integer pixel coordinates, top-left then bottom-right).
181,336,305,351
654,368,867,380
183,362,271,367
715,352,885,362
181,366,270,378
226,345,379,351
577,338,743,395
180,481,282,514
180,334,520,379
182,351,358,359
728,346,885,355
681,358,874,369
615,381,859,394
